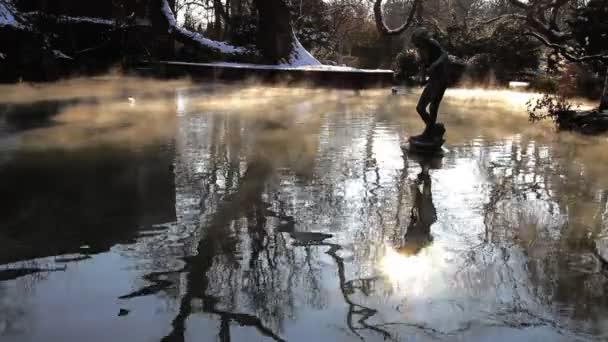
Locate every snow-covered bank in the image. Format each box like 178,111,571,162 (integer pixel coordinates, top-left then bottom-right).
162,61,392,74
154,60,394,88
0,0,23,28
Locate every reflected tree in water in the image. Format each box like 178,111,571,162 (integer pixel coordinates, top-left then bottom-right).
121,111,330,341
117,90,608,340
461,136,608,327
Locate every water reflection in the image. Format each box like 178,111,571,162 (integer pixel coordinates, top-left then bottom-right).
0,146,177,264
398,153,441,256
1,83,608,342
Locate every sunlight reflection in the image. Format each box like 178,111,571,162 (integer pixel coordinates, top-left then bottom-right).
379,244,447,298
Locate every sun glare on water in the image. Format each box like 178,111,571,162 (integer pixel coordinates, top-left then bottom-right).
379,244,448,298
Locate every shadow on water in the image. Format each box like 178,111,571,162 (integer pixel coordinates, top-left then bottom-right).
0,146,176,265
0,101,69,133
397,152,441,257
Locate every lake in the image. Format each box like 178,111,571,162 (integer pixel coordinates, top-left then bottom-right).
1,78,607,342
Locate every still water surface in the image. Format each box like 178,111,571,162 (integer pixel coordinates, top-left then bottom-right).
1,79,608,342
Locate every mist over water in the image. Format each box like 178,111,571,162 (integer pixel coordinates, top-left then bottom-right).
1,78,608,342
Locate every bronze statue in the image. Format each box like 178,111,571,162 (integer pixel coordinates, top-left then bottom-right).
409,27,449,148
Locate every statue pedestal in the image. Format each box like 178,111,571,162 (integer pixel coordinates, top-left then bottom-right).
405,123,446,155
407,137,445,152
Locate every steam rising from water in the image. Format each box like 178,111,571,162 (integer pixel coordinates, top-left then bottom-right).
0,77,603,165
0,76,192,104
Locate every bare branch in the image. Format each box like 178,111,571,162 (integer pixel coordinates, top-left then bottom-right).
503,0,574,43
477,13,527,26
467,13,527,30
526,31,608,63
373,0,420,36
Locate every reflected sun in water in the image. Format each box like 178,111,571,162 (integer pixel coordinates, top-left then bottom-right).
379,244,447,298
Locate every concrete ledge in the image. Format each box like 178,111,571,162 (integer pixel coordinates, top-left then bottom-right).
148,61,395,88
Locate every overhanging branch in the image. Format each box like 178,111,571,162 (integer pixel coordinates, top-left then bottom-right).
526,31,608,63
474,13,527,27
373,0,420,36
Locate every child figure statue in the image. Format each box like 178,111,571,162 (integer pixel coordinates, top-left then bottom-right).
410,27,449,146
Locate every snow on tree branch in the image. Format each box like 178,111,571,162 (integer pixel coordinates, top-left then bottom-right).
160,0,247,55
0,0,25,29
56,15,114,26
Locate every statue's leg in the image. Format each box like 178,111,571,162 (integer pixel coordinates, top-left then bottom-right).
413,83,433,139
416,84,433,127
428,80,447,126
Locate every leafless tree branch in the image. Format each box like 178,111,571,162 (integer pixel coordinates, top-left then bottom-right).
526,31,608,63
373,0,421,36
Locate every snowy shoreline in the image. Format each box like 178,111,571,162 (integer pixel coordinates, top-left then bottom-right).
160,61,393,74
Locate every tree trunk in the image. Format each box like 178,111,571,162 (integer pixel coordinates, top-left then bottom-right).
213,0,223,40
252,0,294,63
600,67,608,112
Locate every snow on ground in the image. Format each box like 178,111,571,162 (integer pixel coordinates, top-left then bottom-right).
162,61,392,73
0,0,22,28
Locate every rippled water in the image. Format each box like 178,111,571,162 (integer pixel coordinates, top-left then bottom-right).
1,80,608,342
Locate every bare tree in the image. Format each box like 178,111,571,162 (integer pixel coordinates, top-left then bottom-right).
488,0,607,110
373,0,421,36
